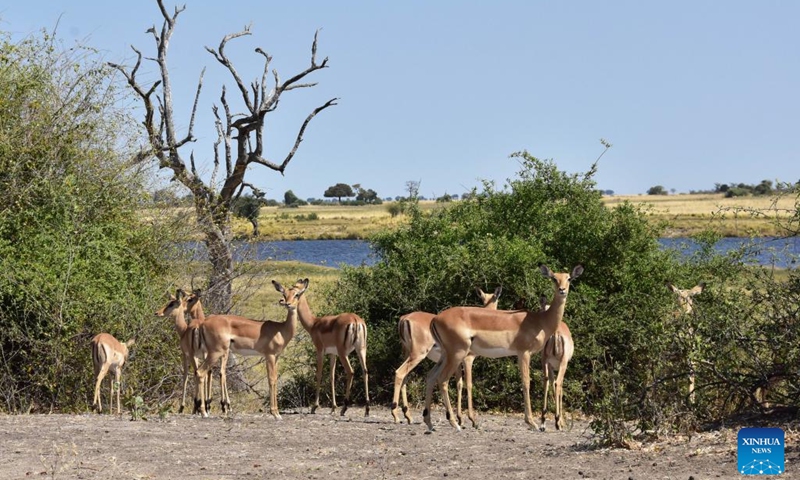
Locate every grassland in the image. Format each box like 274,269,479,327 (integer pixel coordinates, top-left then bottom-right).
227,193,797,240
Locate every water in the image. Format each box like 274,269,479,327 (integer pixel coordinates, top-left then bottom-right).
185,237,799,269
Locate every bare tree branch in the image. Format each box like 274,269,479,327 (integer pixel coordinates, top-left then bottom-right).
205,27,254,112
249,97,338,174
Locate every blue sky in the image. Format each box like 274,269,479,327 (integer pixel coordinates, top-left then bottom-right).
2,1,798,200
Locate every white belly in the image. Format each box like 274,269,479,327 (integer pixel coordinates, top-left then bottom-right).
232,348,261,357
427,344,442,363
470,345,516,358
324,346,339,355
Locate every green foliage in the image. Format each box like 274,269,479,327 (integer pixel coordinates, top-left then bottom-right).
322,150,799,442
0,30,185,412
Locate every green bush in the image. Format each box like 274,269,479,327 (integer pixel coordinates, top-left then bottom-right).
318,151,798,444
0,30,186,413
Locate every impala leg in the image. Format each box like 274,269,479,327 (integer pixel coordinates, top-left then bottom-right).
180,354,190,414
554,363,567,430
329,354,338,414
423,357,446,432
356,344,370,417
455,363,464,427
195,352,221,418
518,351,535,427
437,352,466,431
265,355,281,419
463,355,478,428
688,358,696,405
93,365,108,413
218,350,231,414
540,361,551,431
392,352,428,423
114,367,122,415
337,352,355,416
311,350,323,414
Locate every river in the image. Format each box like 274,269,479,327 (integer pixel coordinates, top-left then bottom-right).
185,237,799,269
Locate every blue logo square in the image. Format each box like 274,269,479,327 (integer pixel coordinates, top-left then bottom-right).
738,427,785,475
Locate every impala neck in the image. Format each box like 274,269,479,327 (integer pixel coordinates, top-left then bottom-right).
541,289,568,334
283,306,299,338
171,308,189,336
188,302,206,324
296,294,317,331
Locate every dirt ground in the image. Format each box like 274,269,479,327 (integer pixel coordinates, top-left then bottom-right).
0,406,795,480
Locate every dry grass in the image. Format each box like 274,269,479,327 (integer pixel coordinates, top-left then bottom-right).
603,193,796,237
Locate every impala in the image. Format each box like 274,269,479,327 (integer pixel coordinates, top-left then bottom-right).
192,280,304,418
184,290,214,413
91,333,135,414
391,286,502,424
667,282,705,404
155,289,193,413
423,264,583,432
291,278,370,416
537,294,574,431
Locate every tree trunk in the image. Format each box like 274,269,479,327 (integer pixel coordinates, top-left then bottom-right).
250,219,259,237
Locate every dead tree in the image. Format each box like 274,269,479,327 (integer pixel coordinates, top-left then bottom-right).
110,0,337,313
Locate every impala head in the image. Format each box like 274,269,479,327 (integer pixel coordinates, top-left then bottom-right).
186,288,203,310
123,338,135,360
667,282,705,314
540,264,584,298
155,289,188,317
475,286,502,309
273,278,308,310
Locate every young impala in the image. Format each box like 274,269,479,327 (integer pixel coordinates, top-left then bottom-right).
537,294,574,431
391,287,502,424
192,280,305,418
423,264,583,432
667,282,705,404
184,290,214,413
290,278,370,416
91,333,135,414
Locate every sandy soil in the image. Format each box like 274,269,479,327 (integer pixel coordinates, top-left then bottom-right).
0,406,795,480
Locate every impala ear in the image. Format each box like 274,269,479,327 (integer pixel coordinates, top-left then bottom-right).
571,264,584,279
666,282,678,293
689,283,705,296
539,264,553,278
176,289,186,300
272,280,285,294
475,287,485,298
301,278,309,289
126,339,136,348
493,286,502,299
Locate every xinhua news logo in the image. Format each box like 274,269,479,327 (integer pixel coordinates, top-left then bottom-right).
738,427,785,476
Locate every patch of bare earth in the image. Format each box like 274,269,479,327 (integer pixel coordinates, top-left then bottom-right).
1,407,796,479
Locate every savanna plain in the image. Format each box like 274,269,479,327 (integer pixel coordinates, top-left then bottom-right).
5,193,798,480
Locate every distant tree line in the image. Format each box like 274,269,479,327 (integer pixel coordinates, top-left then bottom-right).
646,179,799,197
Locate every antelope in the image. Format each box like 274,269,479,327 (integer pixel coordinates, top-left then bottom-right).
537,294,574,431
667,282,705,404
91,333,135,414
192,280,305,418
184,290,214,413
292,278,370,416
423,264,583,432
391,286,502,425
155,289,192,413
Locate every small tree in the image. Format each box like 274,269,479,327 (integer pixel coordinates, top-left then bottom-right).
284,190,300,206
324,183,355,202
232,194,265,236
647,185,668,195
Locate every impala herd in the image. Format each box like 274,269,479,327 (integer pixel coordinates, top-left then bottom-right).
90,264,705,433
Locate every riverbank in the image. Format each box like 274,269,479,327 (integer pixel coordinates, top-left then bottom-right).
227,193,797,240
